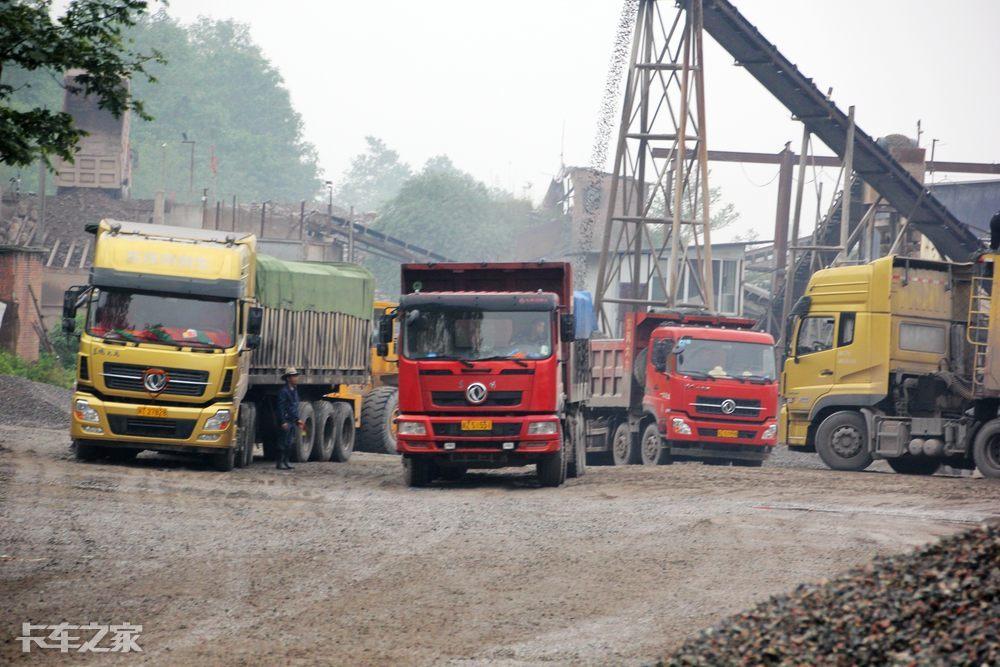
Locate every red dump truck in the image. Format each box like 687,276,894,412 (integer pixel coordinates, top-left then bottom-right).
379,262,589,487
583,311,778,466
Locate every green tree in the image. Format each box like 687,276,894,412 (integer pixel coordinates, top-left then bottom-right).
369,156,541,294
334,136,411,213
0,0,161,167
125,13,321,201
1,11,322,202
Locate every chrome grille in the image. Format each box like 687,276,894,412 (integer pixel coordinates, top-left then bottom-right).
692,396,762,418
102,362,209,397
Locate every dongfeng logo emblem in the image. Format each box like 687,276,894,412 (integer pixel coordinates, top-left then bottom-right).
465,382,488,405
720,399,737,415
143,368,169,395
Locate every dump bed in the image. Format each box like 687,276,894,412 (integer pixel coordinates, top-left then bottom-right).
401,262,572,311
250,256,374,386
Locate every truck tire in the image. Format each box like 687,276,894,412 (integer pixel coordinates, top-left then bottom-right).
330,402,356,462
815,411,873,472
640,422,671,465
73,440,101,461
972,419,1000,479
259,399,281,461
236,402,256,468
887,456,940,476
311,401,336,461
358,387,399,454
567,414,587,478
537,445,567,487
290,401,315,463
611,423,639,466
403,457,433,487
212,446,236,472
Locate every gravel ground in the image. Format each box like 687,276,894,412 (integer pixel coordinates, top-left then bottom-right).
1,426,998,665
667,525,999,666
0,376,71,429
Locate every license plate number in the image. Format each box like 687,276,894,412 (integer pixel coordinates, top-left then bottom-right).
137,406,167,418
717,429,739,438
461,419,492,431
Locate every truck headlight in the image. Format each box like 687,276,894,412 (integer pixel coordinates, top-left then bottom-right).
204,409,232,431
74,399,100,423
762,423,777,441
527,421,559,435
398,421,427,436
671,418,692,435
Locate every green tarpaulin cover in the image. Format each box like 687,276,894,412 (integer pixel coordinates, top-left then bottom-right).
255,255,374,318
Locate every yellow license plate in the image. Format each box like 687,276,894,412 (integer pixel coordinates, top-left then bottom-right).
717,429,739,438
137,406,167,418
461,419,492,431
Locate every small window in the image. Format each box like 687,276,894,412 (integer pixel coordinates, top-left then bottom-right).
899,322,946,354
796,316,835,356
838,313,856,347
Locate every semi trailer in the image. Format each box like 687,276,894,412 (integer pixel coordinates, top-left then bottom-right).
64,220,374,470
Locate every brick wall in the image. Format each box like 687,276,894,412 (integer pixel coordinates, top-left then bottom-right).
0,248,45,361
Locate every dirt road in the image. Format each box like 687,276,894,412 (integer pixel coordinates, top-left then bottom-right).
2,426,998,665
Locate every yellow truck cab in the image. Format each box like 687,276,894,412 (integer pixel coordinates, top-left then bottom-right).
65,220,374,470
781,253,1000,478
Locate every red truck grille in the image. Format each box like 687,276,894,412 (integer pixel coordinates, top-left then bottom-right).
431,391,522,407
692,396,762,419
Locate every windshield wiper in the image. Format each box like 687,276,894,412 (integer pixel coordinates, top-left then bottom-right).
743,374,773,384
426,355,475,368
681,370,715,380
474,355,528,367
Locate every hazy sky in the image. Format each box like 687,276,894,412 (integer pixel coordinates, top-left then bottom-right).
162,0,1000,241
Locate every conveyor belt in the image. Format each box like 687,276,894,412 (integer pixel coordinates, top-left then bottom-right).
695,0,981,260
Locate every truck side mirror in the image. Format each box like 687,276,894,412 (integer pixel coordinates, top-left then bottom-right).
376,342,389,357
560,313,575,342
651,340,672,372
378,313,395,346
246,334,261,351
62,285,88,334
247,306,264,336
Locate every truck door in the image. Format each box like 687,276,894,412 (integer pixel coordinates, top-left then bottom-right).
784,314,839,423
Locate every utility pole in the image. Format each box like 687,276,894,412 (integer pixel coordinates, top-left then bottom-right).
838,106,856,258
37,161,46,246
181,132,195,199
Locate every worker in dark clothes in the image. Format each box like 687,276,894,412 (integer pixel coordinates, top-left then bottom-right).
990,211,1000,251
276,367,304,470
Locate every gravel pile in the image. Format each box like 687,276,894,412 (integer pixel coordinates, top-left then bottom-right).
0,375,71,428
666,524,999,666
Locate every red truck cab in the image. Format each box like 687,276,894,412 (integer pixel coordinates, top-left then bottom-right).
385,263,588,487
587,311,778,466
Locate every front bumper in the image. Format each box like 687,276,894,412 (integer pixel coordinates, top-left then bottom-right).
661,412,776,449
395,414,561,460
70,391,235,451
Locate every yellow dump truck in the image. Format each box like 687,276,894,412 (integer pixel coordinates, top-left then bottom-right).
64,220,374,470
780,253,1000,478
355,299,399,454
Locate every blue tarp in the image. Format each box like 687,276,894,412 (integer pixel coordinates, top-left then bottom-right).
573,291,598,339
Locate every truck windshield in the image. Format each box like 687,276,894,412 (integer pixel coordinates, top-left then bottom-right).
674,338,775,381
403,308,553,361
87,288,237,349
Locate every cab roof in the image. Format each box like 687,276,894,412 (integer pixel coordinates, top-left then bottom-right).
652,325,775,344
